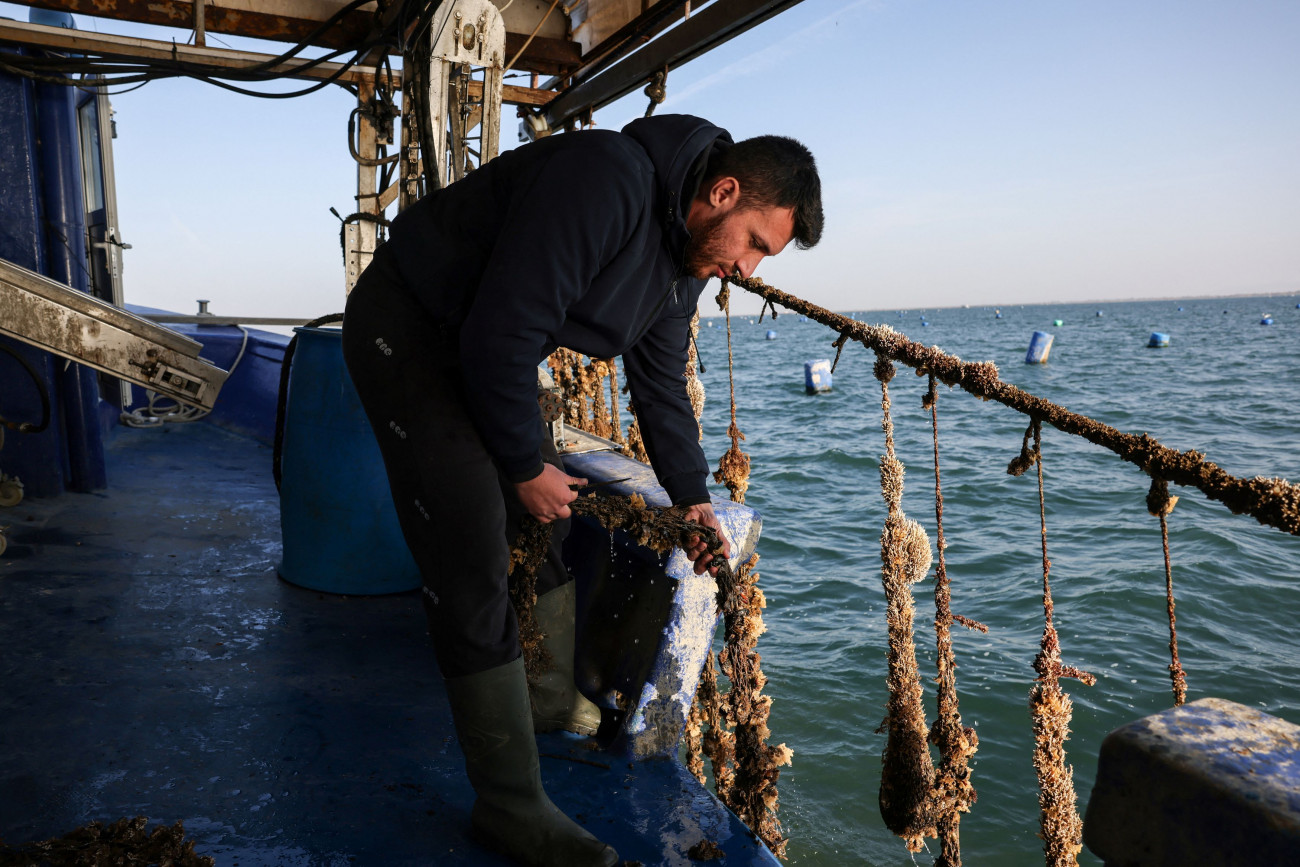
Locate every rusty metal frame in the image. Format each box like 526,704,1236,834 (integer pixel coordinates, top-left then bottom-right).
0,19,555,104
13,0,581,74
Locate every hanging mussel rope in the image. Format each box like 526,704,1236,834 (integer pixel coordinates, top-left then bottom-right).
1009,419,1096,866
548,348,618,442
711,283,752,502
925,374,985,867
507,515,556,683
1147,477,1188,706
873,354,940,851
680,281,790,857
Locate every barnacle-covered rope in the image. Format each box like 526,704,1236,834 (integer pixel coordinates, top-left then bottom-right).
712,282,751,503
925,374,985,867
1015,420,1095,867
874,354,939,851
1147,477,1187,706
725,277,1300,537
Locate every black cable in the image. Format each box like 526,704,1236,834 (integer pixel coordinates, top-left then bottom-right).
0,0,401,99
348,107,402,165
0,343,52,434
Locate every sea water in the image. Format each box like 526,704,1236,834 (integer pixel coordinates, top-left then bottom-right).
691,294,1300,865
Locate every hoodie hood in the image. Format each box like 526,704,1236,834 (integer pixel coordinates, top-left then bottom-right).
622,114,732,253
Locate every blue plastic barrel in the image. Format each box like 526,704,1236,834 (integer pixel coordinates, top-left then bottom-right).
765,330,778,340
278,327,421,594
1148,332,1170,348
804,359,833,394
1025,331,1054,364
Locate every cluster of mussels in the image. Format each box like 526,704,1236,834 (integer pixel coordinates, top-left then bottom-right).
547,348,651,463
0,817,214,867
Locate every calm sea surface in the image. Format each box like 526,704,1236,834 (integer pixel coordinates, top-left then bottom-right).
690,294,1300,866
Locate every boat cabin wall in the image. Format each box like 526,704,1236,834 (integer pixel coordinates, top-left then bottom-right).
0,58,106,497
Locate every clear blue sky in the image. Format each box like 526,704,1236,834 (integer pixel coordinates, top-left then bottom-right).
4,0,1298,317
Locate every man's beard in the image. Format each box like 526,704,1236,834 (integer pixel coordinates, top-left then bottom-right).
683,211,729,280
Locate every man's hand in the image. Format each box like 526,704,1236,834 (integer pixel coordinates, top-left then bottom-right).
515,464,587,523
682,502,731,576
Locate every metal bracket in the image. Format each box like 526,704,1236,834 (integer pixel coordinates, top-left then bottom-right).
426,0,506,186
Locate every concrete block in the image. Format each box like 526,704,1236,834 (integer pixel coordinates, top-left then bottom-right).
1084,697,1300,866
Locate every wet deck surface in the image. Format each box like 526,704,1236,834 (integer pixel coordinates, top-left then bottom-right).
0,422,770,866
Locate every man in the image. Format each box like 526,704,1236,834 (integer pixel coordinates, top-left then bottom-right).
342,113,821,867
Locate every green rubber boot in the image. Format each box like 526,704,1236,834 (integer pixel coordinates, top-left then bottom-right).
444,657,618,867
530,582,603,736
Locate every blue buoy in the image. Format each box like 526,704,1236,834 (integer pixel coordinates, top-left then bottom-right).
1053,319,1063,327
1261,317,1274,325
1178,306,1184,312
804,359,833,394
921,320,929,326
995,313,1003,319
765,329,778,340
1096,311,1104,317
1148,332,1170,348
1026,330,1054,364
278,327,421,595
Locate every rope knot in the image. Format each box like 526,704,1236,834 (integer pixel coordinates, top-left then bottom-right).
1146,476,1179,517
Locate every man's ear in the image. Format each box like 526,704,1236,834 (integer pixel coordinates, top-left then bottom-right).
708,176,741,211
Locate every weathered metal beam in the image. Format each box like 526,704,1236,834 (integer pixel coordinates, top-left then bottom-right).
18,0,379,50
13,0,581,73
0,18,379,83
543,0,806,127
0,19,556,104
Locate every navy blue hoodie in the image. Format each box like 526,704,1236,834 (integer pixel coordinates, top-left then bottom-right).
384,114,731,505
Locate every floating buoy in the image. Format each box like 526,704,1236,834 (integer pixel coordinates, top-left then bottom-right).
1148,332,1170,348
995,312,1003,319
799,315,808,322
1096,311,1104,317
1026,330,1054,364
1261,317,1274,326
765,329,778,340
1177,307,1184,312
804,359,833,394
921,321,930,327
1053,319,1063,327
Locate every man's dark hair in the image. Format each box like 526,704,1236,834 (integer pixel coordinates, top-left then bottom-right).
702,135,823,250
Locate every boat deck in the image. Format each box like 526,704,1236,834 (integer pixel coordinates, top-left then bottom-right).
0,421,771,865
